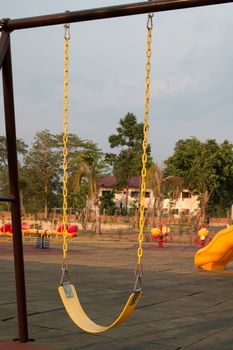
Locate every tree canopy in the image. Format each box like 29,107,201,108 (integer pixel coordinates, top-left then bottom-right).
165,137,233,219
0,136,28,211
107,112,152,211
0,131,108,217
1,122,233,222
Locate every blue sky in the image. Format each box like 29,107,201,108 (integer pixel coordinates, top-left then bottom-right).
1,0,233,162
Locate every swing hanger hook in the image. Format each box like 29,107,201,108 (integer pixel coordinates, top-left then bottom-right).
64,23,70,40
147,0,154,30
147,12,154,30
64,11,71,40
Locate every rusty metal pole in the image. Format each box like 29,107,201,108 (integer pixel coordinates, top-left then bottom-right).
0,0,232,32
0,31,9,69
1,31,29,343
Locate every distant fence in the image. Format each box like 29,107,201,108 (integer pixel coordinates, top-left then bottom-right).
209,217,230,226
0,211,231,227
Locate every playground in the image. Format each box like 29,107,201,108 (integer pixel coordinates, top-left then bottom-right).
1,0,233,349
1,240,233,349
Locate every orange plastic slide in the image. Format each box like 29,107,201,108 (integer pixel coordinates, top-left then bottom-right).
194,226,233,270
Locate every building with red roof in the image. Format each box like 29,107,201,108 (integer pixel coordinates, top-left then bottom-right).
97,176,199,217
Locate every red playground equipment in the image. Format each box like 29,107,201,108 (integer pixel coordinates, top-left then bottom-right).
0,221,78,239
0,223,12,233
57,224,78,238
150,223,172,248
194,224,211,247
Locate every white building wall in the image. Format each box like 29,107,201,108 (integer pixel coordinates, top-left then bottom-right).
163,195,199,216
98,188,199,216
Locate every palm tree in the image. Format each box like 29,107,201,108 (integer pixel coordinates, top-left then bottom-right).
146,162,183,225
72,155,101,235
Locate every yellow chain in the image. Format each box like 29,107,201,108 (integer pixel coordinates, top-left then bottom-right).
62,24,70,262
137,20,153,267
60,22,151,268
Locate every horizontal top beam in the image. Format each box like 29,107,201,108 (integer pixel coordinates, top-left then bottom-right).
0,0,233,32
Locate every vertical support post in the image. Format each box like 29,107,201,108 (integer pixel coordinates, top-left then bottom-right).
0,31,10,69
1,31,29,343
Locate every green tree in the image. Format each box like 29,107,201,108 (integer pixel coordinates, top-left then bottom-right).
147,162,183,224
22,130,61,217
206,140,233,217
0,136,28,211
108,112,152,212
100,191,116,215
69,137,107,234
0,136,28,167
74,157,97,230
165,137,233,221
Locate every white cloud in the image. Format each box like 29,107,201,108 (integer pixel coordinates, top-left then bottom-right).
154,74,201,97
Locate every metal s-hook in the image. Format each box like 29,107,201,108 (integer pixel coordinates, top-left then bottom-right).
64,23,70,40
134,263,143,291
147,0,154,30
60,257,70,285
64,11,70,39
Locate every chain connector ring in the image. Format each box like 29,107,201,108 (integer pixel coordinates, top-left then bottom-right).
134,264,143,291
62,257,69,271
135,263,143,278
60,259,70,285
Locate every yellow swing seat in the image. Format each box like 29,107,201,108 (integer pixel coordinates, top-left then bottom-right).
58,283,142,333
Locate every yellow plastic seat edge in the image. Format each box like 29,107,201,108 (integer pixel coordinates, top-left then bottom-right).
58,283,142,334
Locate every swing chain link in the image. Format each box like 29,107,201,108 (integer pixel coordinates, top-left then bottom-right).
137,12,153,271
62,24,70,263
61,18,152,284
